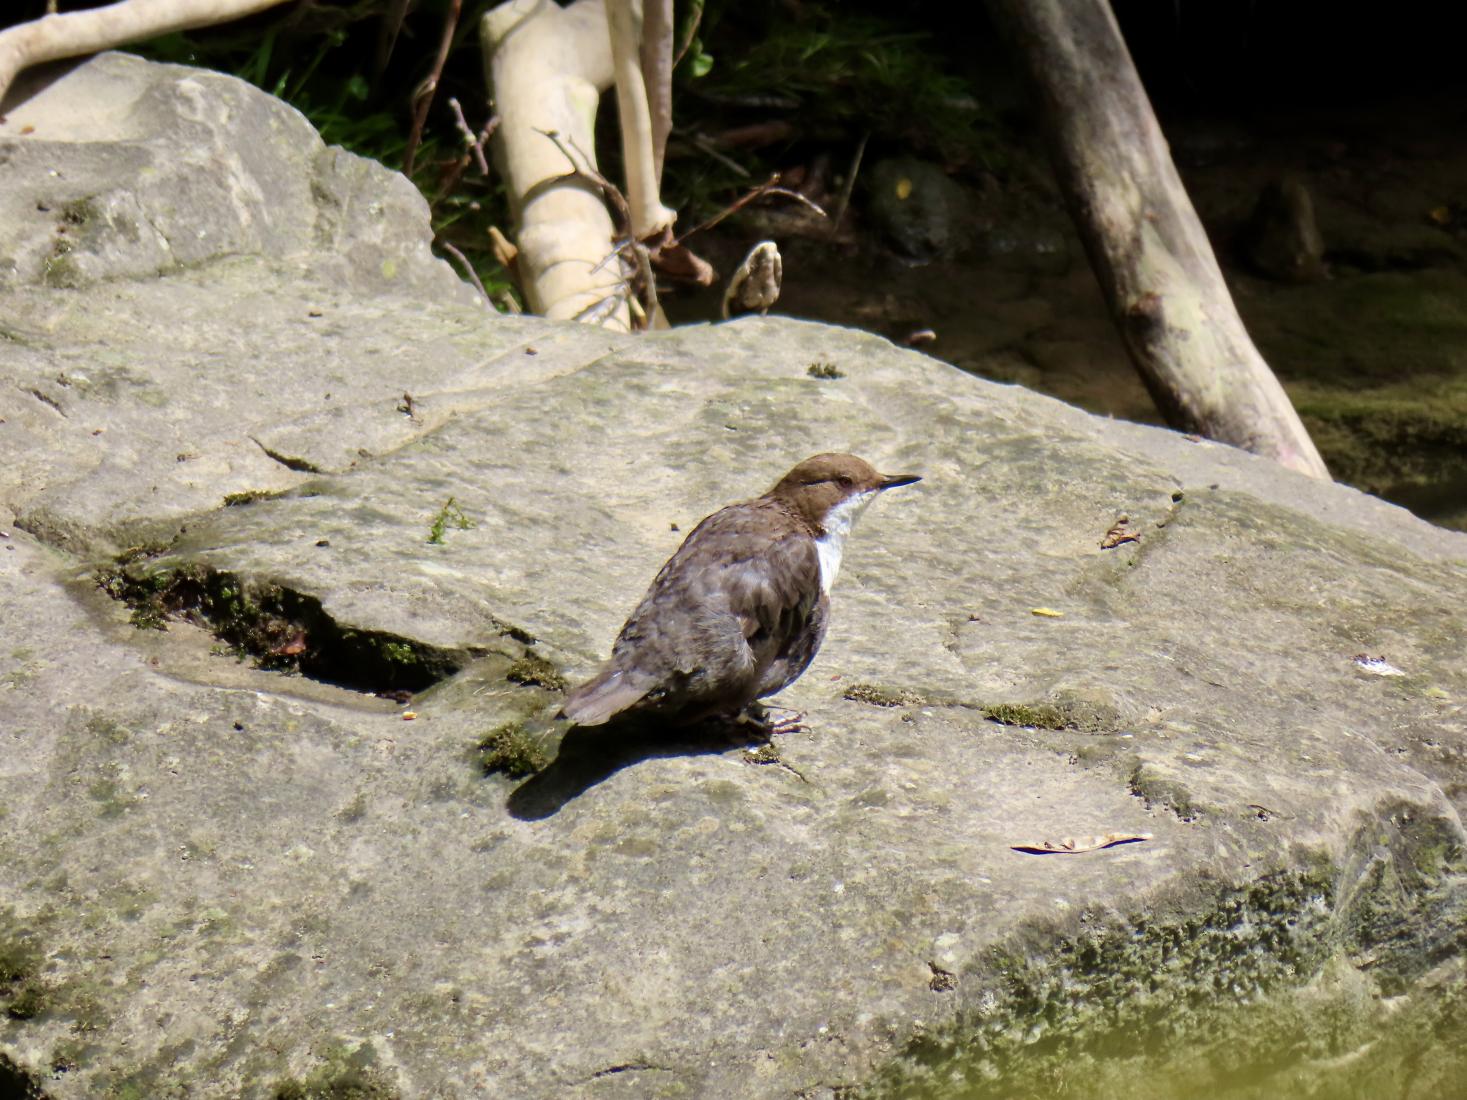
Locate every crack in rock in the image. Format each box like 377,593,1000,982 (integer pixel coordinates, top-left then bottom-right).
251,436,324,473
96,554,495,696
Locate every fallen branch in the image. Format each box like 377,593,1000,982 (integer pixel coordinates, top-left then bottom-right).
0,0,289,103
987,0,1329,479
481,0,627,328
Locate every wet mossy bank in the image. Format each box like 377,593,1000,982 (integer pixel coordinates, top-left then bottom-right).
867,805,1467,1099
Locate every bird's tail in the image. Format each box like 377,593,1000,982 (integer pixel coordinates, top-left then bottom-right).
557,667,649,727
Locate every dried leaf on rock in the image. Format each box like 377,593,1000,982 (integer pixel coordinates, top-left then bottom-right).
1100,515,1141,549
1011,832,1152,855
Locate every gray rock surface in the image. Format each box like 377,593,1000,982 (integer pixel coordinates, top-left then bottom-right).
1,54,1465,1100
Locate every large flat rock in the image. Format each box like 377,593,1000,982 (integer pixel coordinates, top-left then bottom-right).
1,53,1465,1100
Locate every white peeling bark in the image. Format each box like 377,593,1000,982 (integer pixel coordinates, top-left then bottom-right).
988,0,1330,480
0,0,288,103
482,0,630,329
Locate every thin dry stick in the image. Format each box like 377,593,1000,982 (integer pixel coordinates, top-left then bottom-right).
438,240,489,306
447,96,494,175
374,0,412,76
688,132,752,178
640,0,673,180
829,132,869,235
573,287,631,326
403,0,462,178
433,108,498,205
673,175,826,246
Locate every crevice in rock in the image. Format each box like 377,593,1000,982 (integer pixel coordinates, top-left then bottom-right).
588,1062,669,1080
95,552,476,696
27,388,66,417
251,436,324,473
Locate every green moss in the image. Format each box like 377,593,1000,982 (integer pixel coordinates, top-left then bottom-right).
426,496,474,544
378,641,416,665
868,866,1340,1097
478,722,551,778
844,683,925,707
223,488,289,507
0,934,38,985
807,361,845,379
981,702,1068,729
6,980,47,1020
506,653,568,693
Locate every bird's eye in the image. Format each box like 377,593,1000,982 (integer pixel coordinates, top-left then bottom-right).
836,475,853,488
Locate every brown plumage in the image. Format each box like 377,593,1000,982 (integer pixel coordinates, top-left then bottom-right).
559,453,920,728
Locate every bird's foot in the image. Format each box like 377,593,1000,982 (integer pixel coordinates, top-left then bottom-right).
742,704,808,738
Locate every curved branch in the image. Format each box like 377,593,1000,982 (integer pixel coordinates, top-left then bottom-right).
0,0,288,104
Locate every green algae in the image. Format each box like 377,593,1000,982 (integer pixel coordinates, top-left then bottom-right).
478,721,552,778
505,652,568,693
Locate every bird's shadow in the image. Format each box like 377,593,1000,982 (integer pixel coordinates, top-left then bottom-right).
506,713,772,821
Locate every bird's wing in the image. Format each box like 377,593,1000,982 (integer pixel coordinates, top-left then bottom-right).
722,528,822,653
585,502,821,717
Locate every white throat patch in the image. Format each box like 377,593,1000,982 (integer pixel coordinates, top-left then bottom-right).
814,490,878,594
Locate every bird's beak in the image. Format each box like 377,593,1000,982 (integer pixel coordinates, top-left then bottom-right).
879,472,922,490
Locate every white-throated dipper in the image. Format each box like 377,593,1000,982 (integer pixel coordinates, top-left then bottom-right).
559,453,921,728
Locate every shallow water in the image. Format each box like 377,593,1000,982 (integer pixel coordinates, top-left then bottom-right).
880,956,1467,1100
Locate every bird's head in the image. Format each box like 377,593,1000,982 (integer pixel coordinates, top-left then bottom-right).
766,453,921,535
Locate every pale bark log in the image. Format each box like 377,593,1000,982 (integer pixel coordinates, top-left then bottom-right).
482,0,630,329
606,0,675,239
988,0,1330,480
0,0,288,104
638,0,673,182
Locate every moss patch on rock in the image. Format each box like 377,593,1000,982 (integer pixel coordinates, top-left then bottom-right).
505,653,567,693
844,683,927,707
478,722,552,778
95,556,461,694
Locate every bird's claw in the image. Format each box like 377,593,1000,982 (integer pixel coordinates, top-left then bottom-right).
742,704,807,738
